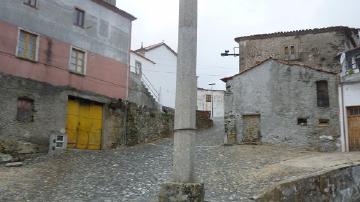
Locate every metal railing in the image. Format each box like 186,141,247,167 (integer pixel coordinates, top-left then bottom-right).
141,72,160,102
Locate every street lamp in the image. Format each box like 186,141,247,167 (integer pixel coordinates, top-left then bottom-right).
208,83,216,118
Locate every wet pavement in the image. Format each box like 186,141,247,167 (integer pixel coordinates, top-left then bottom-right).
1,118,360,202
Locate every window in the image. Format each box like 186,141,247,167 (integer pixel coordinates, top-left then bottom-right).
206,94,212,102
69,48,86,74
297,118,307,126
135,61,142,75
348,107,360,116
290,46,295,55
318,119,330,127
284,46,289,55
356,55,360,69
316,80,329,107
17,97,34,123
16,30,39,61
74,8,85,27
24,0,37,8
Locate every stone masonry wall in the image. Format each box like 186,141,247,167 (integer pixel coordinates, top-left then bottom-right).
256,165,360,202
224,60,340,151
238,31,355,72
0,74,175,155
128,72,159,109
0,73,68,154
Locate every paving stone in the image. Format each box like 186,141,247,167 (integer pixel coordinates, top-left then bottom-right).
5,162,23,167
1,118,354,202
0,153,13,163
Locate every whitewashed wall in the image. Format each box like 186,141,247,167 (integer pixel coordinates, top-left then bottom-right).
197,89,224,118
339,82,360,152
142,45,177,108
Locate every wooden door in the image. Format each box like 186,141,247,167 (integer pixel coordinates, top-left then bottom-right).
242,114,261,144
66,98,103,150
66,99,80,149
348,107,360,151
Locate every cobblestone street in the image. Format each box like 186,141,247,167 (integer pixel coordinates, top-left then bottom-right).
1,118,360,202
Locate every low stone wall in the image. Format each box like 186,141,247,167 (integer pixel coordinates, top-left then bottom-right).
196,110,213,130
255,165,360,202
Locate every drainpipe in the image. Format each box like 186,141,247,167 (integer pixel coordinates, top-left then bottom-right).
340,83,347,152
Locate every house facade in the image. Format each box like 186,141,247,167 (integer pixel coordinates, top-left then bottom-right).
236,26,359,73
135,42,178,108
0,0,136,153
223,27,359,151
197,88,224,118
223,59,339,151
339,47,360,152
128,51,159,108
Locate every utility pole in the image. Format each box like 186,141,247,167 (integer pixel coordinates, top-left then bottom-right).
159,0,205,201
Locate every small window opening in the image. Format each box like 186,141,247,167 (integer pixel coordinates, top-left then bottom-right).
290,46,295,55
206,94,212,102
284,46,289,55
316,80,329,108
74,8,85,27
297,118,307,126
318,119,330,127
17,97,34,123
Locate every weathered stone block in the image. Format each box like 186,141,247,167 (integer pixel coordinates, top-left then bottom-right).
159,182,205,202
0,153,13,164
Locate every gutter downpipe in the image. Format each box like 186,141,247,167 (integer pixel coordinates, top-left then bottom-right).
340,79,347,152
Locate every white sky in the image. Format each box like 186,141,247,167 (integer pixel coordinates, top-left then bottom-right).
117,0,360,90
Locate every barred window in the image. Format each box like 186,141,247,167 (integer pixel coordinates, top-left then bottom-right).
316,80,329,108
70,48,86,74
17,30,38,61
17,97,34,123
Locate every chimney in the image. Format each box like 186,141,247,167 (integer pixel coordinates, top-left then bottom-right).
102,0,116,6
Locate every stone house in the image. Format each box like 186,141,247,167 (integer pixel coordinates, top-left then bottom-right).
223,27,360,151
222,59,339,151
236,26,359,73
0,0,174,155
197,88,225,118
339,47,360,151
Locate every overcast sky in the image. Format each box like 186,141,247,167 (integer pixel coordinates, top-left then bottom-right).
117,0,360,90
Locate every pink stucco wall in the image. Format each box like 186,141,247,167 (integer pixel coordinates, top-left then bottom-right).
0,20,128,99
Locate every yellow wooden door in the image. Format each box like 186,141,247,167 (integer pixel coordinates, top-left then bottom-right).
77,103,91,149
348,107,360,151
87,104,103,150
66,99,80,149
66,99,103,150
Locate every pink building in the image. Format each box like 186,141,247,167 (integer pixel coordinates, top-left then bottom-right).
0,0,136,153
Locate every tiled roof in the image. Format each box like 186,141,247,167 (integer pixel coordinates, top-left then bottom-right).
135,42,177,56
130,51,156,64
235,26,358,42
221,58,337,82
91,0,136,21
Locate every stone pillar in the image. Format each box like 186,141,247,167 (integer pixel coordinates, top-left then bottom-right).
159,0,204,201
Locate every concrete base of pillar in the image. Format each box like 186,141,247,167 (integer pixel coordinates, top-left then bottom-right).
159,182,205,202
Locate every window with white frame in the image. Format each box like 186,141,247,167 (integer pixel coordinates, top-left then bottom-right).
69,48,86,74
16,29,39,61
24,0,38,8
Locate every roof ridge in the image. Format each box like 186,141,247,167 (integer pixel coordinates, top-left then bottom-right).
221,58,337,82
235,26,359,42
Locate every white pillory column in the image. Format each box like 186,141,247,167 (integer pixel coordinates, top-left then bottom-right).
159,0,204,201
